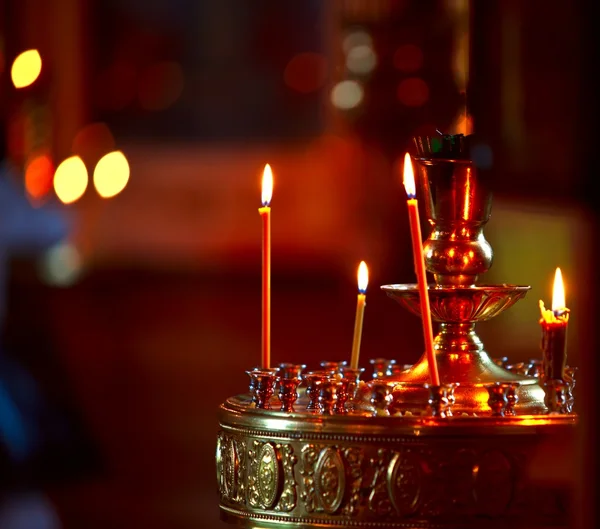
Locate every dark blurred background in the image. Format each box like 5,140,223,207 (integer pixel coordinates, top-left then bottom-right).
0,0,597,528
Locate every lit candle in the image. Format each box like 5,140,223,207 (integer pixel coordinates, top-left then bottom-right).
539,267,569,381
350,261,369,370
259,164,273,369
403,153,440,386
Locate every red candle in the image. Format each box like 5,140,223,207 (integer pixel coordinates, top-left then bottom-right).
258,164,273,369
403,153,440,386
539,267,569,381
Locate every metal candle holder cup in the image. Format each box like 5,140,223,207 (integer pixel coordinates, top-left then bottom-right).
319,360,348,376
318,378,344,415
246,369,277,409
425,383,456,418
543,379,569,414
277,376,300,412
303,371,329,412
340,366,365,409
370,358,397,379
486,382,518,417
278,363,307,380
370,380,394,416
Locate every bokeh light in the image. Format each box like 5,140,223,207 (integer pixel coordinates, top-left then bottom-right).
11,49,42,88
346,45,377,75
53,156,88,204
40,241,83,287
25,153,54,200
93,150,130,198
138,61,184,111
342,30,372,54
283,52,328,93
396,77,429,107
330,80,364,110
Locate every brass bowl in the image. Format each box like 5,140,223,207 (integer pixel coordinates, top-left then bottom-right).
380,284,530,323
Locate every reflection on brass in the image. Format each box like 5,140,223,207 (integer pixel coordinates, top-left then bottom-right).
216,136,577,528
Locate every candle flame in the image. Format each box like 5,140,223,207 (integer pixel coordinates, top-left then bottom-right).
358,261,369,293
261,164,273,206
552,267,566,313
403,153,416,199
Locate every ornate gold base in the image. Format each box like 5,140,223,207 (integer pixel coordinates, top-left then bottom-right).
217,395,576,528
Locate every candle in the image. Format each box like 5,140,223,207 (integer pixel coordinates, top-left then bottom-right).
350,261,369,370
403,153,441,386
539,267,569,381
259,164,273,369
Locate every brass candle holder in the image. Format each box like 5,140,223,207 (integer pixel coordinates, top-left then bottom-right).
216,135,577,529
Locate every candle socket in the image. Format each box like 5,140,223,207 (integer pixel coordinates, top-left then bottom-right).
542,379,569,414
278,363,307,380
340,366,365,409
334,377,351,414
277,376,300,413
564,366,577,413
485,382,512,417
318,378,343,415
425,383,454,418
247,370,277,409
505,383,520,416
303,371,328,412
541,323,568,381
369,380,394,416
320,360,348,376
369,358,397,379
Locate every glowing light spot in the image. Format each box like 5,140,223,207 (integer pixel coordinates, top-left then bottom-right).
25,154,54,200
346,45,377,75
330,80,363,110
138,61,184,111
343,30,372,54
397,77,429,107
41,242,83,287
393,45,423,72
283,52,328,94
93,151,130,198
53,156,88,204
11,49,42,88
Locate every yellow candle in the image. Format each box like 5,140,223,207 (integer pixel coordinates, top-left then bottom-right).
350,261,369,370
539,267,569,381
259,164,273,369
403,153,440,386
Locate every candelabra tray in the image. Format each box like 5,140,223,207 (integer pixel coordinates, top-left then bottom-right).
217,393,576,529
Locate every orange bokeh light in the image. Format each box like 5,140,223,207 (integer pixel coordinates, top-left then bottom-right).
25,154,54,200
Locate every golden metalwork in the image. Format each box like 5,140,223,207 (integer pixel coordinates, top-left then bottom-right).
216,135,577,528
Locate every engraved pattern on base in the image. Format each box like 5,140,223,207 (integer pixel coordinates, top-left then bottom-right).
314,447,346,514
257,442,281,509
